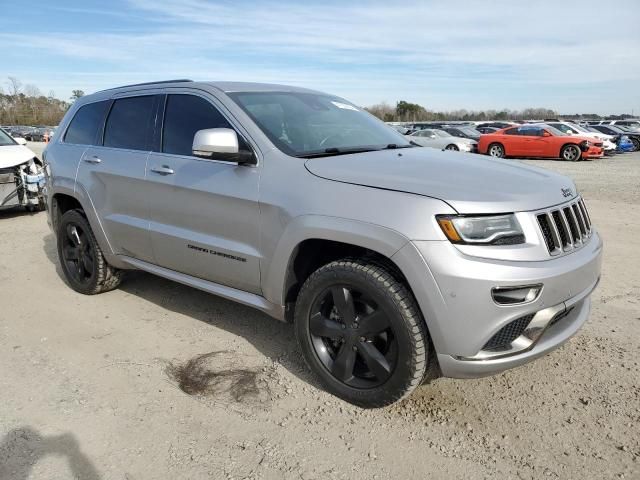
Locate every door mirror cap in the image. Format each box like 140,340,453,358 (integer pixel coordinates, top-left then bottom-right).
192,128,256,165
14,136,27,145
542,130,552,137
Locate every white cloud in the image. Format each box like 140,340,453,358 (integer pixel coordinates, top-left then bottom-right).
3,0,639,113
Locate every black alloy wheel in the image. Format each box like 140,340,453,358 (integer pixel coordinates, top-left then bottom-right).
56,209,124,294
61,221,96,286
295,259,431,408
309,285,397,388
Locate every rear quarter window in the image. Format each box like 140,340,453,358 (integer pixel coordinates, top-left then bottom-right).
64,101,110,145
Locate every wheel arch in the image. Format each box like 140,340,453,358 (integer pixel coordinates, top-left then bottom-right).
559,142,581,160
49,187,128,269
262,215,411,320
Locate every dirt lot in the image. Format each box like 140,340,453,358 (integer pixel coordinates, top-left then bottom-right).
1,144,638,479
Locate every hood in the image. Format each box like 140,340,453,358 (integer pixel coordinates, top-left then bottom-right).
0,144,36,169
305,147,578,214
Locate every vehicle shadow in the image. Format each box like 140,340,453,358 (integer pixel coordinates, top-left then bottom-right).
0,427,100,480
42,233,66,284
0,206,41,220
41,233,319,391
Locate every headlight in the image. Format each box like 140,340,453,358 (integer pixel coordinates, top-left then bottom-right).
437,214,525,245
459,143,472,151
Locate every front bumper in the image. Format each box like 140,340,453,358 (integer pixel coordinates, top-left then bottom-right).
582,146,604,159
392,231,602,378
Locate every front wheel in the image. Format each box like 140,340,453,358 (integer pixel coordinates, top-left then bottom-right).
445,144,459,151
561,144,582,162
294,259,430,408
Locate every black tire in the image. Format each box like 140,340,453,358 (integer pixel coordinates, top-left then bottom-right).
561,144,582,162
445,144,459,151
630,137,640,151
57,209,124,295
294,259,429,408
487,142,505,158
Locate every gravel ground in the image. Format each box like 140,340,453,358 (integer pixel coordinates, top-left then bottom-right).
0,144,638,479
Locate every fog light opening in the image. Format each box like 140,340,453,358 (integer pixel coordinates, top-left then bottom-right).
492,284,543,306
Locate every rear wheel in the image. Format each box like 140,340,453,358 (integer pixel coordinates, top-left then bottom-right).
629,137,640,151
561,144,581,162
57,209,124,295
488,143,505,158
295,259,429,408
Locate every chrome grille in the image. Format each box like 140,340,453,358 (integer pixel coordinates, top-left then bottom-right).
536,198,592,256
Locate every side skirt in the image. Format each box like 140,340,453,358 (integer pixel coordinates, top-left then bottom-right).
119,256,286,321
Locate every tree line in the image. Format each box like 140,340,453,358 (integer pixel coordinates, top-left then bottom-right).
0,77,633,126
0,77,84,126
365,100,633,122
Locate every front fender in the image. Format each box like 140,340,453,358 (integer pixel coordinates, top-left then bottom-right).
261,215,410,306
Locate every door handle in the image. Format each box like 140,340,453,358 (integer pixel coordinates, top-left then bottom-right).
150,165,174,175
83,155,102,164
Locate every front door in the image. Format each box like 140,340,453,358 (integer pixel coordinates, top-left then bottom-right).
145,93,261,294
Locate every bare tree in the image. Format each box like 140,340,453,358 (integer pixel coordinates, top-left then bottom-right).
6,76,22,97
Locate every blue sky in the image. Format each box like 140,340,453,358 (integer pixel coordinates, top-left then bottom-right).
1,0,639,114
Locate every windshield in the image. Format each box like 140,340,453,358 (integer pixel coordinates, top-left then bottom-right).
549,123,578,135
0,128,16,146
458,126,480,136
228,91,411,157
432,129,451,138
570,123,590,133
542,125,567,136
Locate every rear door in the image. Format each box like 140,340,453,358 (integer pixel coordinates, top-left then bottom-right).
144,92,261,294
76,94,160,262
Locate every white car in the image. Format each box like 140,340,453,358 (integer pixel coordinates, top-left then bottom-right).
406,129,478,152
0,128,46,211
546,122,617,154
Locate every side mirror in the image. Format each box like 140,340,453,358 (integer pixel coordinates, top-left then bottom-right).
192,128,256,165
542,131,552,137
14,137,27,145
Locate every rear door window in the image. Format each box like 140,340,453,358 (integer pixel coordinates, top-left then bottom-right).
162,94,232,156
104,96,156,150
64,101,110,145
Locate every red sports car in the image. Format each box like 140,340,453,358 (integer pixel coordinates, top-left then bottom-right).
478,124,604,161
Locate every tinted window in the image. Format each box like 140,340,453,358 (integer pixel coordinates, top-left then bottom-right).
64,101,110,145
162,94,232,156
519,127,541,137
504,128,520,135
104,96,156,150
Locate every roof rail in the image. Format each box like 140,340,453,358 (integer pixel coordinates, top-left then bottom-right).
98,79,193,92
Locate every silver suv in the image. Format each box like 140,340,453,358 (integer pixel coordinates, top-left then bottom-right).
43,80,602,408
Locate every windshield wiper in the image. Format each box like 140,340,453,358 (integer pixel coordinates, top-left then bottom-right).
298,144,415,159
297,146,384,159
384,143,414,149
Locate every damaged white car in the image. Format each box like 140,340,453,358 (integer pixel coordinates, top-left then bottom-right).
0,128,45,211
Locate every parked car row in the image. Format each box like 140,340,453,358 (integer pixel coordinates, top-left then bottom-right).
390,118,639,161
0,125,57,142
